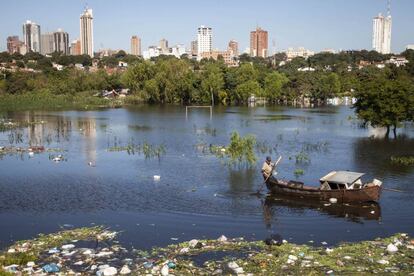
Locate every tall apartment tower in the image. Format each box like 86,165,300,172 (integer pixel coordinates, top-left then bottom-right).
228,40,239,57
53,29,69,54
80,8,94,57
131,35,141,56
197,25,212,60
40,33,54,55
372,13,392,54
23,20,41,53
250,27,268,58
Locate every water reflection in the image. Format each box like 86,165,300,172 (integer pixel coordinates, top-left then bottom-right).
263,195,381,229
353,137,414,177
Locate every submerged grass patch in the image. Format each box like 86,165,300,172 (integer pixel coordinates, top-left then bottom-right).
391,155,414,166
107,138,166,159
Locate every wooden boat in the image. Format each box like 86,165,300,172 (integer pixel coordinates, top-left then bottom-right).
265,171,382,203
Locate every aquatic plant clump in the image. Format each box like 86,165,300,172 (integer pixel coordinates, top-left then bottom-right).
108,140,166,159
391,155,414,166
211,131,257,168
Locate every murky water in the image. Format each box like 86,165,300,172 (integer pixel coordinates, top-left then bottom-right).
0,106,413,249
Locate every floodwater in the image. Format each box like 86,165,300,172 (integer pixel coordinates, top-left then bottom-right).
0,105,413,249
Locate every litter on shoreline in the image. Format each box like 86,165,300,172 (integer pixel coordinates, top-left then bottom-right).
1,227,413,275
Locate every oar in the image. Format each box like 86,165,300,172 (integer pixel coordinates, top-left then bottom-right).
254,156,282,195
383,187,405,193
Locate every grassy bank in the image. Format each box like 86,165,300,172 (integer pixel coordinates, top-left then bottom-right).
1,227,413,275
0,92,124,112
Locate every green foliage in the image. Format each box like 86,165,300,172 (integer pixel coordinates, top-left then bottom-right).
212,131,257,167
353,67,414,137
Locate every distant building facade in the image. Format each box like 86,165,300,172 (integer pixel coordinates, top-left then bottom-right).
285,47,315,60
53,29,69,54
40,33,54,55
250,27,268,58
70,39,81,55
406,44,414,50
372,13,392,54
197,25,212,60
80,8,94,57
23,20,41,53
190,40,198,57
131,35,141,56
159,38,168,52
6,36,22,54
200,50,238,67
228,40,239,57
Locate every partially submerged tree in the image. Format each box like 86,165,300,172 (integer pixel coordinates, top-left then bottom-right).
353,68,414,138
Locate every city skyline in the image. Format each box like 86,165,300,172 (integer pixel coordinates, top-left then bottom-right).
1,0,414,54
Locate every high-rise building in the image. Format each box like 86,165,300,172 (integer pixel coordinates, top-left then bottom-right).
250,27,268,58
131,36,141,56
197,25,212,60
228,40,239,57
407,45,414,50
40,33,54,55
23,20,41,53
6,36,22,54
53,29,69,55
70,39,81,55
80,8,94,57
159,38,168,52
190,40,198,57
372,5,392,55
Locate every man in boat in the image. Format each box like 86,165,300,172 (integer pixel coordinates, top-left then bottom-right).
262,156,275,180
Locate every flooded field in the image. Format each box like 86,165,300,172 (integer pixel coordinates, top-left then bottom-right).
0,105,413,250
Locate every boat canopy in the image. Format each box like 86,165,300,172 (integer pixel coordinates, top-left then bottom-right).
320,171,365,185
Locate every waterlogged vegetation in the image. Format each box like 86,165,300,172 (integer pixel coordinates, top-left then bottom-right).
211,131,257,168
1,227,413,275
391,155,414,166
107,137,166,159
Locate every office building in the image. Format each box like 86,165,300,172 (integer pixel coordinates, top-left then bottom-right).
40,33,54,55
159,38,168,52
228,40,239,57
23,20,41,53
70,39,81,55
190,40,198,56
131,35,141,56
197,25,212,60
54,29,69,54
80,8,94,57
7,36,21,54
250,27,268,58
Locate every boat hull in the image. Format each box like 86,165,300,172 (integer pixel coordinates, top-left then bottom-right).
266,178,382,203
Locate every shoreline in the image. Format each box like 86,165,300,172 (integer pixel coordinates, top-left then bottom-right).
1,227,413,275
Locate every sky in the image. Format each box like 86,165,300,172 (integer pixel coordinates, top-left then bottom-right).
1,0,414,54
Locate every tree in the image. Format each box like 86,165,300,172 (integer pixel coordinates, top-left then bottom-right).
354,68,414,138
263,72,289,102
200,63,224,105
234,80,262,103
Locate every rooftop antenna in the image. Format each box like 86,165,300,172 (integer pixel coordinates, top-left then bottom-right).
387,0,391,16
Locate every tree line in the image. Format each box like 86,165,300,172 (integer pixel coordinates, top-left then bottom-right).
0,49,413,138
